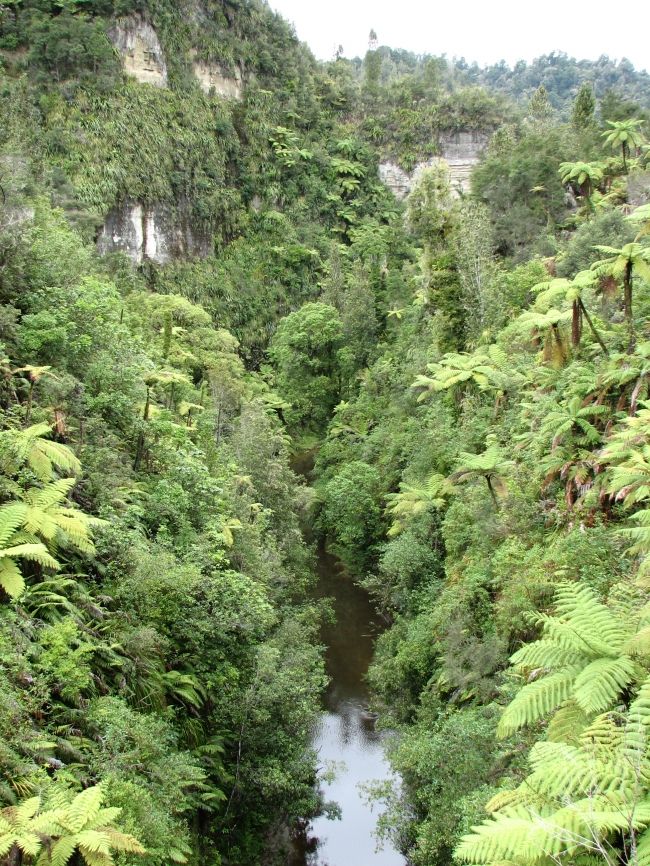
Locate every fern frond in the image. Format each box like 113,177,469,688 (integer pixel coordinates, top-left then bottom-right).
637,827,650,866
547,701,589,744
2,543,59,569
0,504,28,547
498,668,580,737
0,558,26,598
572,655,639,714
554,583,627,654
65,787,103,834
47,835,78,866
102,828,146,854
510,639,584,670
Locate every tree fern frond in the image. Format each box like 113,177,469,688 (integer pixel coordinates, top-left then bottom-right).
0,558,26,598
0,504,28,547
65,787,103,834
2,543,59,569
510,639,584,670
76,830,111,856
102,828,146,854
498,668,581,737
554,583,627,653
573,655,639,714
547,701,589,744
637,827,650,866
47,834,78,866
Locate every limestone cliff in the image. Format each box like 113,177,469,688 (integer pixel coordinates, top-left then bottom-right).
379,131,490,199
108,15,167,87
96,202,212,264
191,53,243,99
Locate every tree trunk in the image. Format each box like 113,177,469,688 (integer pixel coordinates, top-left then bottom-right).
486,475,500,510
571,299,581,347
624,260,635,347
551,323,567,365
578,299,609,356
25,380,34,422
133,387,150,471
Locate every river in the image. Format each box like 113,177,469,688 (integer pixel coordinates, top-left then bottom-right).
291,453,405,866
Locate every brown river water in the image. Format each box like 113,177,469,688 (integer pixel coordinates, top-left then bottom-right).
290,453,405,866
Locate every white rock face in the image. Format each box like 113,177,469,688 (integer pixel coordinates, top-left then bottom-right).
109,16,167,87
379,131,489,199
192,56,243,99
378,162,412,199
97,202,212,264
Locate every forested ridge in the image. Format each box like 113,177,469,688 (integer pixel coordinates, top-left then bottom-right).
1,1,650,865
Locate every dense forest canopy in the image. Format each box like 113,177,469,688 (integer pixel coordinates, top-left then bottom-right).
1,2,650,866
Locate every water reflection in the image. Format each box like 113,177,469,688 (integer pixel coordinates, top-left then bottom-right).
293,543,404,866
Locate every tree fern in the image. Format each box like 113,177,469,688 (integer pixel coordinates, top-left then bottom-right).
498,584,639,737
0,423,81,482
459,587,650,866
0,784,147,866
0,503,60,597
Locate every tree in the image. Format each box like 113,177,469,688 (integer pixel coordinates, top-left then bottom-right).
571,82,595,129
601,118,645,172
451,437,514,509
0,422,81,482
385,474,453,536
406,163,455,251
454,200,500,345
529,84,553,121
558,160,604,206
268,302,344,430
592,243,650,344
412,345,524,403
0,784,145,866
600,404,650,565
510,307,573,367
456,583,650,866
533,271,609,353
0,503,59,598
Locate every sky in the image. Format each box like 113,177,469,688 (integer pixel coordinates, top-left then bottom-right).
268,0,649,73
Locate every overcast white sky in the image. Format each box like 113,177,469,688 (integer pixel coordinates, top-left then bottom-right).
268,0,649,72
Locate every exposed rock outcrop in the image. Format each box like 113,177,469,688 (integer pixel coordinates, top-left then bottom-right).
97,202,213,264
379,131,490,199
191,54,243,99
109,16,167,87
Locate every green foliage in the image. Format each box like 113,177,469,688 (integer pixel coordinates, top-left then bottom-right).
0,784,145,866
572,82,596,130
268,302,344,430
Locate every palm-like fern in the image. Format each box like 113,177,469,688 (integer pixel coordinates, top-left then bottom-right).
498,582,642,738
0,785,145,866
385,473,453,536
18,479,104,556
533,271,609,353
457,585,650,866
0,423,80,482
451,438,514,510
0,474,102,597
509,308,573,368
601,404,650,562
0,504,59,598
412,346,524,401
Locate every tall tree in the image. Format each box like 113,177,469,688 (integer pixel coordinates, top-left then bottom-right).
601,118,645,172
592,242,650,345
571,82,596,129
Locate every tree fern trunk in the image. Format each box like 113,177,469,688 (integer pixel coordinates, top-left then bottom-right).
578,299,609,356
624,260,635,348
571,299,581,347
486,475,499,510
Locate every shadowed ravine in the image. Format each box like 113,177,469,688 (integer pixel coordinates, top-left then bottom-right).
291,454,405,866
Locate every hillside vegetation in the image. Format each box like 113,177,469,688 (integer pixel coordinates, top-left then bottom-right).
1,2,650,866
